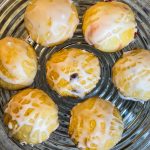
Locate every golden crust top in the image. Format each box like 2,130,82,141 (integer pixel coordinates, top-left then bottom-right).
113,49,150,101
24,0,79,46
69,97,124,150
4,89,59,144
46,48,100,97
0,37,37,88
83,1,137,52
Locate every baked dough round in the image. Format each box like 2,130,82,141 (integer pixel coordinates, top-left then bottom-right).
69,97,124,150
83,1,137,52
0,37,37,90
113,49,150,101
4,88,59,145
24,0,79,47
46,48,100,98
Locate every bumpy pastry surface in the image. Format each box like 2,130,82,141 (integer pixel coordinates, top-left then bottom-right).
46,48,100,98
24,0,79,47
113,49,150,101
0,37,37,90
69,97,124,150
4,89,59,145
83,1,137,52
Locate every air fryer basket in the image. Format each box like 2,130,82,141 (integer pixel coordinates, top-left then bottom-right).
0,0,150,150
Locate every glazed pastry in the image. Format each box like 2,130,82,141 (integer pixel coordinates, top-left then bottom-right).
83,1,137,52
24,0,79,47
69,97,124,150
4,89,59,145
113,49,150,101
46,48,100,98
0,37,37,90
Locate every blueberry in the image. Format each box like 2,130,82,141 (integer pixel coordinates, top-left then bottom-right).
70,73,78,81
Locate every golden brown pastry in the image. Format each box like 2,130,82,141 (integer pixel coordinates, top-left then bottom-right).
69,97,124,150
83,1,137,52
46,48,100,98
24,0,79,47
0,37,37,90
113,49,150,101
4,88,59,145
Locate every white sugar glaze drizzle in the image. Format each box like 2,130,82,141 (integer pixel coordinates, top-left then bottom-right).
0,38,37,85
5,89,59,143
113,49,150,101
47,49,100,97
70,99,124,149
84,2,137,45
25,0,79,45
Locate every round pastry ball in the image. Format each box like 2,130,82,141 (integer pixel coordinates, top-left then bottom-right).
24,0,79,47
113,49,150,101
46,48,100,98
4,89,59,145
69,97,124,150
83,1,137,52
0,37,37,90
